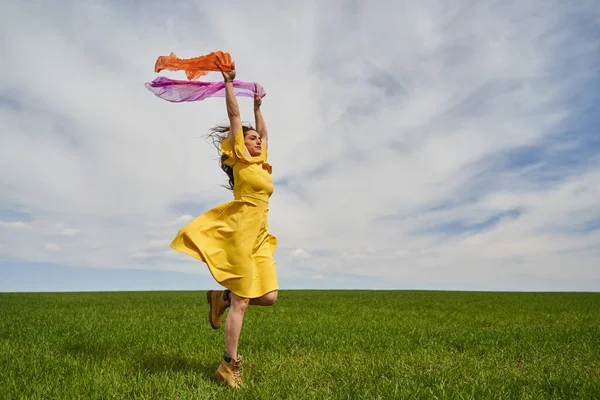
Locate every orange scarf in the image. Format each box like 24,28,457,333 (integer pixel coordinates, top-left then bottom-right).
154,51,233,80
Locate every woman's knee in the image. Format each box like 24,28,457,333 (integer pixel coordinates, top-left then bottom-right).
231,294,250,313
264,290,278,306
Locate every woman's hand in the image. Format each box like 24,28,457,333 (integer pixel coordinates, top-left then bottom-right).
221,61,236,82
253,82,268,149
253,83,262,110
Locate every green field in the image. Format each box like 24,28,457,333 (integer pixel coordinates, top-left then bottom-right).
1,290,598,399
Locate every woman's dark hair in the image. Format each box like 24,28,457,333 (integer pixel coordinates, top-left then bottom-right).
206,122,256,190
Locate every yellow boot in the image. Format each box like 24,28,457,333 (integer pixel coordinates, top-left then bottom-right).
206,290,230,329
214,355,243,389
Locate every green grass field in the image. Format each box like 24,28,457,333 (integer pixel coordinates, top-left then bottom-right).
1,290,599,399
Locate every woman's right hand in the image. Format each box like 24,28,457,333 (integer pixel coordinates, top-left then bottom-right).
253,83,262,110
221,61,236,82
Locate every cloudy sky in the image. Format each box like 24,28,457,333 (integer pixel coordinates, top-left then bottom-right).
1,0,599,292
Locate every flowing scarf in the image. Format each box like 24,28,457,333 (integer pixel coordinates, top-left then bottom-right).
154,51,233,81
147,51,265,102
145,76,266,103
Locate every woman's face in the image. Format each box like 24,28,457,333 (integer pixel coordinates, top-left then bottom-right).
244,129,263,156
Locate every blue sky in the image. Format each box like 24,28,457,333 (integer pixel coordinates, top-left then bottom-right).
1,0,599,293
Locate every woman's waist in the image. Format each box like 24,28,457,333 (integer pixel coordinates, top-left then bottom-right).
233,193,270,207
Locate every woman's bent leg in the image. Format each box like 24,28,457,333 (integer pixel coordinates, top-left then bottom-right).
249,290,278,306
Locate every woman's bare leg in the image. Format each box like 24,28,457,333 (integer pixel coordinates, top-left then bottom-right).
225,293,249,359
249,290,278,306
224,290,278,358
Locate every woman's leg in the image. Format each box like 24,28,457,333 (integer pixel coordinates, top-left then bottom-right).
209,289,278,331
224,290,278,357
215,289,278,388
249,289,278,306
215,292,247,388
225,293,249,359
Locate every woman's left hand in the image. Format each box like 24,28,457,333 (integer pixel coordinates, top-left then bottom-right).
253,83,262,110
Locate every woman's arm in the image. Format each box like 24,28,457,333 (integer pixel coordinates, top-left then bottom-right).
221,62,241,148
253,83,268,150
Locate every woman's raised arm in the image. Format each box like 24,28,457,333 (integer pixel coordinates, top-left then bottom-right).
253,83,268,150
221,62,241,148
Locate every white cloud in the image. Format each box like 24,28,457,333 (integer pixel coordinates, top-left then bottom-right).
290,248,310,260
146,240,171,251
61,228,79,237
44,243,60,252
172,215,193,226
365,246,376,254
1,0,599,290
0,221,32,231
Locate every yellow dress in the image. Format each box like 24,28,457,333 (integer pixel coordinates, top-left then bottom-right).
170,126,278,298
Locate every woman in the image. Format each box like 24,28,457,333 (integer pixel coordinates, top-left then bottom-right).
170,62,278,389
